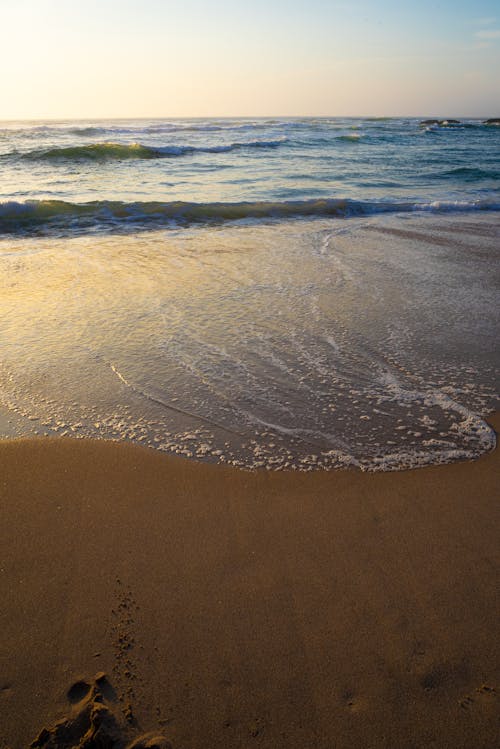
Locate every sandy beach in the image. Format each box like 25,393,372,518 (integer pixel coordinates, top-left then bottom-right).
2,1,499,745
0,417,498,748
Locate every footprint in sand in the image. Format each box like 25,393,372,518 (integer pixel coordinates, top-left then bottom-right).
459,684,496,711
66,679,92,704
30,672,171,749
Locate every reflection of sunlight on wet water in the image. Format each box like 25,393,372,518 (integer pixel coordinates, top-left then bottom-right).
0,213,498,470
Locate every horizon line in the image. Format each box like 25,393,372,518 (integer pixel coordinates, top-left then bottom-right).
0,114,498,123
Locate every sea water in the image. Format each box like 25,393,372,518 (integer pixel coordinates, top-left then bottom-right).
0,117,499,469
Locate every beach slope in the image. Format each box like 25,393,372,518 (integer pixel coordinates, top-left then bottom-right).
0,419,499,748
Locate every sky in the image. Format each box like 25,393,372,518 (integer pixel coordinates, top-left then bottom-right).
1,0,499,119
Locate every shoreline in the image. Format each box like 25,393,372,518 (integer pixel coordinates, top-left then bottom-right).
2,211,499,473
0,416,499,748
0,400,497,476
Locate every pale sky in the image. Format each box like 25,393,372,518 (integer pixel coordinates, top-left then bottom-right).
1,0,499,119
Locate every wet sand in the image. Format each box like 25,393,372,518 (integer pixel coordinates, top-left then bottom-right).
2,213,499,473
0,418,499,748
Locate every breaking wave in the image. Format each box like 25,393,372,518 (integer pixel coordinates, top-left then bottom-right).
1,197,499,236
15,138,288,161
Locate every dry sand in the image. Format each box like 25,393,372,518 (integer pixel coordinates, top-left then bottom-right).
0,417,499,748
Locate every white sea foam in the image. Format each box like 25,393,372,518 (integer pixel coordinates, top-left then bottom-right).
0,196,499,236
0,118,498,470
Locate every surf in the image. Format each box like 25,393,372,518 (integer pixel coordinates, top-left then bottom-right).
13,138,288,162
1,197,499,236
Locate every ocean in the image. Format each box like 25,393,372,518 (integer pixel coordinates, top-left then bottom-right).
0,116,499,469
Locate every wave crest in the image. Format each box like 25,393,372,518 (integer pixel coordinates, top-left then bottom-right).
1,197,499,236
17,138,288,162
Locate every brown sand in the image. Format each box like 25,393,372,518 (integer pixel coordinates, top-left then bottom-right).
0,419,499,748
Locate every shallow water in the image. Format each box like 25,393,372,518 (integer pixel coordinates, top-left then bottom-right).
1,116,499,468
0,212,498,470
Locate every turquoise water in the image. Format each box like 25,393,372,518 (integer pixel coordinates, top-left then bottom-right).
0,118,498,469
0,117,499,233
